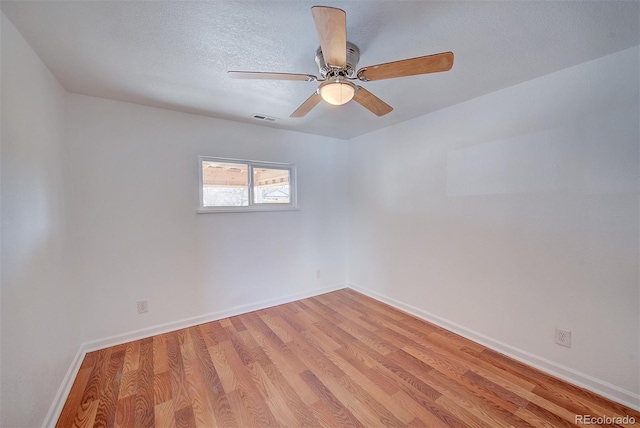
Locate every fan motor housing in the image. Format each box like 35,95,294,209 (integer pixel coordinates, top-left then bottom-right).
315,42,360,78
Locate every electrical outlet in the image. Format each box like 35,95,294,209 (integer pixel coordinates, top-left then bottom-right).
316,269,321,279
137,300,148,314
555,327,571,348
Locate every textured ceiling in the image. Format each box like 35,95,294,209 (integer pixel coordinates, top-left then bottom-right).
2,1,639,139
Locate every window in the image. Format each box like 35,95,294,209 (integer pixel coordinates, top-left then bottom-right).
198,156,297,212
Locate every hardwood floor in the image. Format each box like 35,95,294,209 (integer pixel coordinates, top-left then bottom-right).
57,289,640,427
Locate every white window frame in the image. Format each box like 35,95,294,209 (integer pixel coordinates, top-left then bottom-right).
198,156,298,213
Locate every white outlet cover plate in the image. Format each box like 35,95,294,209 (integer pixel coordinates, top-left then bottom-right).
555,327,571,348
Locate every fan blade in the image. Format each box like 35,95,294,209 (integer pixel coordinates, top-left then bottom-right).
290,92,322,118
353,86,393,116
311,6,346,68
228,71,317,81
357,51,453,81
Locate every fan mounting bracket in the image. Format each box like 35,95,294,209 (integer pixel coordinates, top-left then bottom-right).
315,41,360,79
356,69,370,82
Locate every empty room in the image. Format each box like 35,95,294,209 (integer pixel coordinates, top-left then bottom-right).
1,1,639,427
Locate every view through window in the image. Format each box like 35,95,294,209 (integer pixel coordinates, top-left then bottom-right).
202,161,249,207
253,168,291,204
199,157,296,211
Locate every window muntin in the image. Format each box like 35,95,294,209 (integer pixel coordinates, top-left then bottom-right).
198,157,297,212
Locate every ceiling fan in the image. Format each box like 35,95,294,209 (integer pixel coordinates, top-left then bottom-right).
228,6,453,118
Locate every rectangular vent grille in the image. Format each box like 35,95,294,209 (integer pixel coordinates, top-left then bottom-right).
252,114,278,122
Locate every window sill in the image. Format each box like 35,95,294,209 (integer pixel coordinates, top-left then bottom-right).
197,205,299,214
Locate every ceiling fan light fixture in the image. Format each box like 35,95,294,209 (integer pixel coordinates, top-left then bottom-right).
318,78,356,106
229,6,452,118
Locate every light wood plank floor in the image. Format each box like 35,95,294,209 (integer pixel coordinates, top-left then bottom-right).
57,289,640,427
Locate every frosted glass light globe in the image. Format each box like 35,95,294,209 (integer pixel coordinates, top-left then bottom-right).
319,79,356,105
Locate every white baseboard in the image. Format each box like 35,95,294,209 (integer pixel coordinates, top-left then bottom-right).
42,283,346,427
82,283,346,352
348,283,640,412
41,345,87,428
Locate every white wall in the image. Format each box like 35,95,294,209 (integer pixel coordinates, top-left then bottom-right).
1,14,82,427
348,46,640,406
64,94,348,343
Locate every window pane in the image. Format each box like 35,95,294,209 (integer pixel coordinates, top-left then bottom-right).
202,161,249,207
253,168,291,204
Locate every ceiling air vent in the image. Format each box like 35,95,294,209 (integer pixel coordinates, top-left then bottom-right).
251,114,278,122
